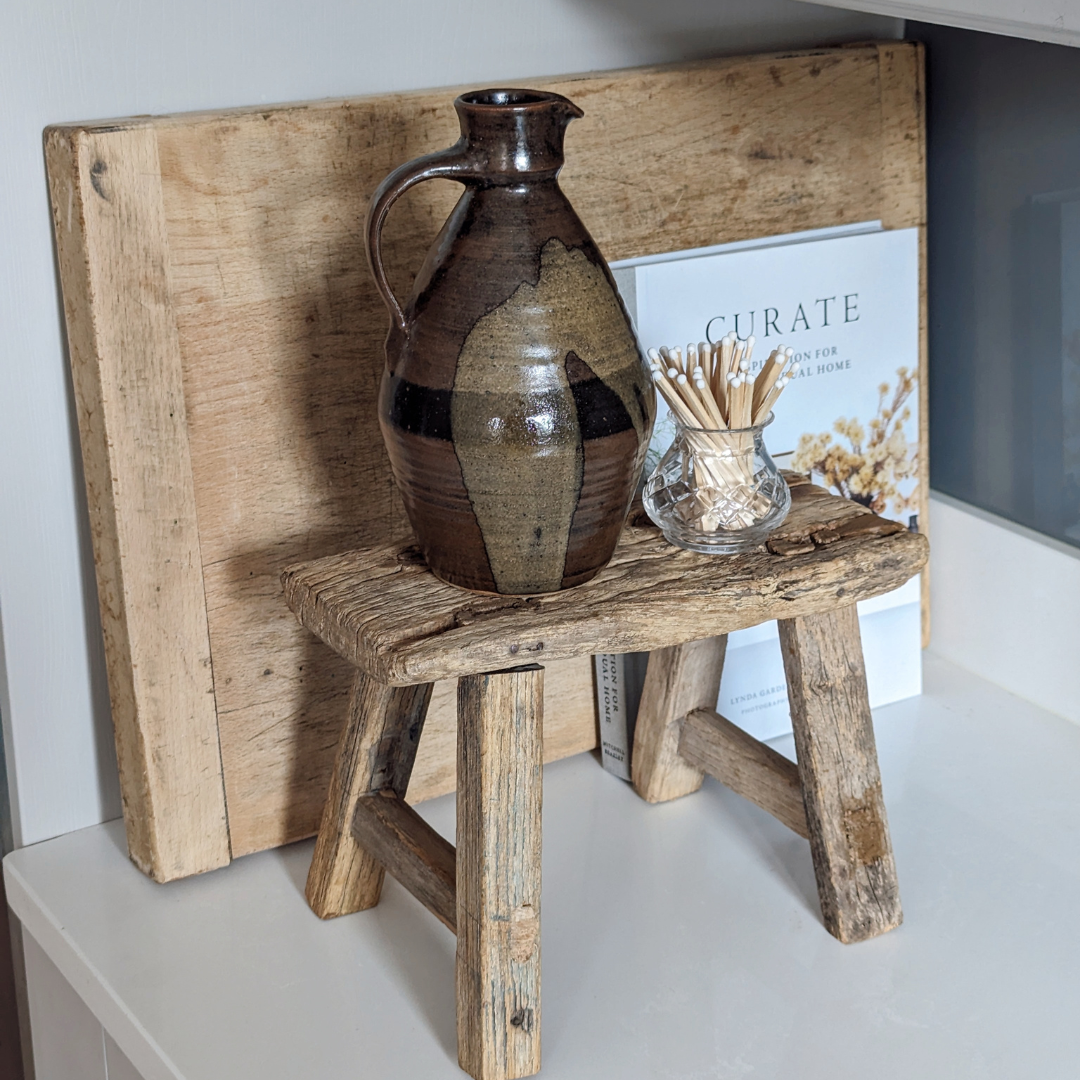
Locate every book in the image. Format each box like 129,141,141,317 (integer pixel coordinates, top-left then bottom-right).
592,653,648,779
597,223,922,773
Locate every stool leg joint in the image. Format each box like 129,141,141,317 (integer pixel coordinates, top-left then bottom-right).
351,789,457,932
678,707,809,838
305,673,433,920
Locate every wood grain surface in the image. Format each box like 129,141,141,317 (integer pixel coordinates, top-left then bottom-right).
457,667,543,1080
46,44,927,877
679,707,809,837
778,606,903,942
282,481,928,686
44,125,229,882
305,675,432,919
351,790,457,932
631,638,728,804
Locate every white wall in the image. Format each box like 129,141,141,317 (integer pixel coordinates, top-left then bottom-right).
0,1,903,850
928,493,1080,726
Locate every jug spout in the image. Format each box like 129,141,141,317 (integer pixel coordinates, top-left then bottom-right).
453,89,584,180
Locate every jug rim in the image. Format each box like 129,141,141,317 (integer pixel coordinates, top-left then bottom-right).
457,88,583,115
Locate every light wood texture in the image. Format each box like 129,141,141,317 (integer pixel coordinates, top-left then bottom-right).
45,43,927,878
679,708,809,838
351,790,456,932
282,481,927,686
44,125,229,882
631,638,728,804
876,40,931,647
456,667,543,1080
778,606,902,943
305,674,432,920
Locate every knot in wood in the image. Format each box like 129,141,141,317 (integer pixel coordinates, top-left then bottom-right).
510,1007,535,1032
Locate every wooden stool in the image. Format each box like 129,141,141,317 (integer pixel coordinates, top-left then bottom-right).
282,476,927,1080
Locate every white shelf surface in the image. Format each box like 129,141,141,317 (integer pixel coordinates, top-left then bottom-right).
6,654,1080,1080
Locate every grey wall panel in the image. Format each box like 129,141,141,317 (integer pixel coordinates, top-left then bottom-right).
914,22,1080,548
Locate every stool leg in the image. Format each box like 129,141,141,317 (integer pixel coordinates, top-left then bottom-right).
778,606,902,943
305,671,433,919
456,666,543,1080
632,636,728,803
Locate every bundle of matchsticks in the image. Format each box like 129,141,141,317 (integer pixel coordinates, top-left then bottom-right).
646,333,798,430
646,334,799,532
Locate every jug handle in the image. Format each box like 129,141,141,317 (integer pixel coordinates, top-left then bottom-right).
365,144,477,334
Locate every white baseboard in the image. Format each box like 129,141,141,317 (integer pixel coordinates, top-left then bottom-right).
929,492,1080,726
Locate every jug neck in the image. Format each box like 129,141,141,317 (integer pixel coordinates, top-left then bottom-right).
453,89,583,182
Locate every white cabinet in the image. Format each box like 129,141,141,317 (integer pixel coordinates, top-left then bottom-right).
8,692,1080,1080
24,936,142,1080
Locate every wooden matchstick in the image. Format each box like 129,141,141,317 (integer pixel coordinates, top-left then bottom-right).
753,375,790,425
752,349,787,415
675,373,715,428
719,334,735,388
699,342,712,387
652,372,699,428
694,375,727,429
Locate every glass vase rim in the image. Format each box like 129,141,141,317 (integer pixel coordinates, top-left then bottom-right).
673,412,775,436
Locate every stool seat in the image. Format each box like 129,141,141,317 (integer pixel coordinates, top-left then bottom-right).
282,474,927,686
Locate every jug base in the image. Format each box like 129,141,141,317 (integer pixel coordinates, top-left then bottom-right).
428,562,606,597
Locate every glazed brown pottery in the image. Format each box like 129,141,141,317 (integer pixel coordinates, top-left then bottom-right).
366,88,654,594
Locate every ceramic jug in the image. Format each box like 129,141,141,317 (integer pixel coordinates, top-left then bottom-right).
366,89,654,594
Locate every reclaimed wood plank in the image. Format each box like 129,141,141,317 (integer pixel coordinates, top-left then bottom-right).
778,606,902,943
46,43,927,874
456,667,543,1080
44,124,229,882
305,674,432,919
679,708,808,838
351,790,456,932
632,638,727,804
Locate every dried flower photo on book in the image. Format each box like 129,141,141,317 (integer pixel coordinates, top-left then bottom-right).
792,366,919,526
